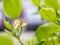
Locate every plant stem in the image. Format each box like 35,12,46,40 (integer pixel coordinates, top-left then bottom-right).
17,27,23,45
18,26,23,36
17,37,23,45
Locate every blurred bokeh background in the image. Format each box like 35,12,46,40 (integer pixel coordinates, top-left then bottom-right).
0,0,60,31
0,0,60,45
0,0,43,31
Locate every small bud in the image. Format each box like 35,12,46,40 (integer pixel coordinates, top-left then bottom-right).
21,22,28,27
13,19,22,30
13,19,28,30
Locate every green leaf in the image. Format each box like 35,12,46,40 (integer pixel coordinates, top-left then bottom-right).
57,34,60,43
44,40,53,45
44,37,59,45
53,38,59,45
3,0,22,19
35,22,60,42
57,10,60,18
32,0,40,6
27,37,38,45
4,19,13,30
58,2,60,10
44,0,59,10
0,35,13,45
40,8,56,22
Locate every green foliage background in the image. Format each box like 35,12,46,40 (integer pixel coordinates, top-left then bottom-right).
32,0,60,45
